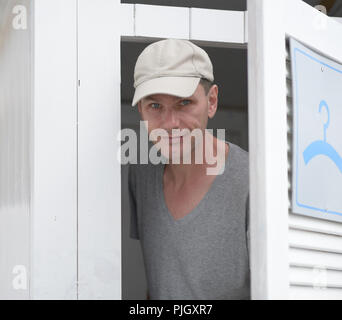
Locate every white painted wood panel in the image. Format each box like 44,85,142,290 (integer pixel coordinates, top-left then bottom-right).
77,0,121,299
120,3,134,37
289,229,342,254
32,0,78,299
290,266,342,288
190,8,245,43
290,285,342,299
247,0,289,299
135,4,189,40
289,247,342,271
289,213,342,236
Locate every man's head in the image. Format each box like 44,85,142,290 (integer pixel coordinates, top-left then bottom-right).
132,39,218,161
132,39,215,106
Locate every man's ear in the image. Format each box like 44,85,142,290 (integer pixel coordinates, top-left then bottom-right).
207,85,218,119
137,101,142,113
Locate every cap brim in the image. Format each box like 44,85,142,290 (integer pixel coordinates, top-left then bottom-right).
132,77,201,106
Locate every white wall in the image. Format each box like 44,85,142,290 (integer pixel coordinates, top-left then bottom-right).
77,0,122,299
31,0,78,299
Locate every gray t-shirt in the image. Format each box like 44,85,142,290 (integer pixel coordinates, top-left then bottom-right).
128,141,250,300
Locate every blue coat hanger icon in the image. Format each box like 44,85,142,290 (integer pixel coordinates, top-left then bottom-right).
303,100,342,173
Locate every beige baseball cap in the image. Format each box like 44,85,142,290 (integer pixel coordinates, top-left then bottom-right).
132,38,214,106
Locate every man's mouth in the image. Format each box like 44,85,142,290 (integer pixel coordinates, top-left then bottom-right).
167,132,190,143
159,134,186,144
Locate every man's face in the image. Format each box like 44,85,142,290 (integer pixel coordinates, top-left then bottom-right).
137,83,218,161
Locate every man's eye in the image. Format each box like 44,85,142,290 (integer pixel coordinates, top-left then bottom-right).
150,103,161,109
180,100,191,106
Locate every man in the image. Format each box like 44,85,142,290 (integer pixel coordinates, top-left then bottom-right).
128,39,250,300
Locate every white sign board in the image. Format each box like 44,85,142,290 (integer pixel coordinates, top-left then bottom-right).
290,38,342,223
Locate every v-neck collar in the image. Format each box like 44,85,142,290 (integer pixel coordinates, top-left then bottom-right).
158,141,232,225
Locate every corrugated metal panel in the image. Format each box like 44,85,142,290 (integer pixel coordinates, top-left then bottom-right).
286,39,342,299
0,0,32,299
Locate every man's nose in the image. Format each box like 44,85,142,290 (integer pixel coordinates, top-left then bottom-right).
163,108,180,130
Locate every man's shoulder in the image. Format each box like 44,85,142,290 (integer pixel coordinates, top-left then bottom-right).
226,142,249,183
228,142,248,166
